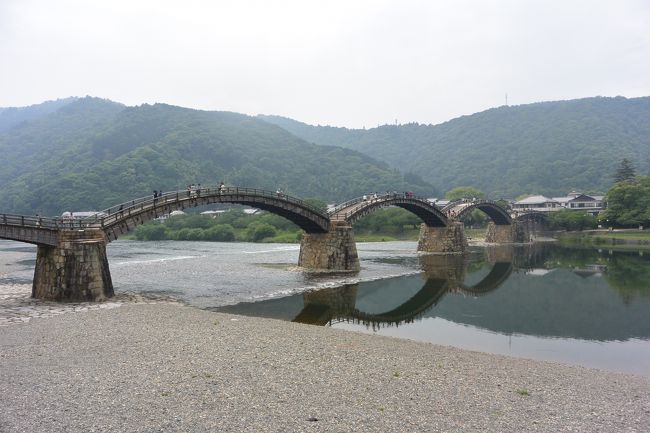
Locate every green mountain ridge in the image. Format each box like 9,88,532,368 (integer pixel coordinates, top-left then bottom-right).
259,96,650,198
0,97,433,215
0,97,80,133
4,95,648,216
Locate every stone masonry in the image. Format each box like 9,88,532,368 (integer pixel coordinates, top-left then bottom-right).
298,222,360,271
484,221,528,243
32,229,114,302
417,222,468,254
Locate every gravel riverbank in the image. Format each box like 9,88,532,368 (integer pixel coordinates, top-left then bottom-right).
1,302,649,432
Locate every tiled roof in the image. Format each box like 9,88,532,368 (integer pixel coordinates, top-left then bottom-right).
515,195,556,205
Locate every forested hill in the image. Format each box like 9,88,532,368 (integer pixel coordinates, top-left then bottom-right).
0,97,433,216
260,96,650,198
0,97,80,132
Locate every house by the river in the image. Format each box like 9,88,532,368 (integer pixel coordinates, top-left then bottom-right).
513,191,605,215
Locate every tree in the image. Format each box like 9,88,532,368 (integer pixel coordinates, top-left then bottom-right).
445,186,485,200
203,224,235,241
246,222,277,241
614,158,636,183
547,210,598,231
133,224,168,240
303,198,328,213
600,175,650,227
445,186,487,227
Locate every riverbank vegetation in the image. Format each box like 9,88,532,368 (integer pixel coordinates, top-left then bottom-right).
132,207,428,243
546,210,598,231
600,175,650,228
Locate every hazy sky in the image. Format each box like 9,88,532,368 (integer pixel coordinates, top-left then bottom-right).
1,0,649,128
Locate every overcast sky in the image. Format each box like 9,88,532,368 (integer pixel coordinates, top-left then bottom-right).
1,0,649,128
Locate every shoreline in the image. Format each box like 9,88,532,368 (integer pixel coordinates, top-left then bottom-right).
1,301,649,432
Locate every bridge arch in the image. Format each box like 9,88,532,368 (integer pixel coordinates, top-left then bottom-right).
329,194,448,227
348,277,449,325
92,186,330,242
445,199,512,225
456,262,513,296
514,211,548,224
345,259,513,325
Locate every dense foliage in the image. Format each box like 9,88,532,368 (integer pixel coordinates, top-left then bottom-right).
134,212,292,243
614,158,636,183
260,96,650,198
352,208,421,236
445,186,487,227
545,209,598,231
444,186,485,200
600,176,650,227
0,98,434,215
133,207,425,242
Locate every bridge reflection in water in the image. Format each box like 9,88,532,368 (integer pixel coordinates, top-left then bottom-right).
215,242,650,375
216,242,650,341
216,244,537,328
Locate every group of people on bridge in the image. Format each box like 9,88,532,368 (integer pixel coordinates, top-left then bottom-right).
174,182,229,200
362,191,415,201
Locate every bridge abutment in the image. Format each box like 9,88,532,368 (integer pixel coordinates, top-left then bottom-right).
32,230,114,301
417,222,467,254
298,222,360,272
485,222,528,243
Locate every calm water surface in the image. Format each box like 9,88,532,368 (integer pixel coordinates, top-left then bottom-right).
2,239,649,376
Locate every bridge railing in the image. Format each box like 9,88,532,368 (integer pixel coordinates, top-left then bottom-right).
444,199,514,224
0,213,82,230
441,199,469,212
329,193,440,221
328,196,366,214
82,185,329,227
329,193,438,215
444,198,512,211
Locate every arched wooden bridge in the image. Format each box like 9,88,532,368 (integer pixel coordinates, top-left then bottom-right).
444,199,512,225
329,194,448,227
0,185,540,302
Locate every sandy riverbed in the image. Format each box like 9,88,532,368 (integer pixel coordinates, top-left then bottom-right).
1,299,649,432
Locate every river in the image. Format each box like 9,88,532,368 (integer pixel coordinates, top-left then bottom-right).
1,239,649,376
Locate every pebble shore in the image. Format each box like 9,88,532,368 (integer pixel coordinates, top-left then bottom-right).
1,294,649,432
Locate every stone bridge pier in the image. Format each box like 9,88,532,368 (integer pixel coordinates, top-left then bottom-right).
33,229,113,301
417,222,467,254
485,221,528,243
298,222,360,271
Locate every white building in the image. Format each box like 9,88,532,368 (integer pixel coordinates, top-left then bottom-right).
551,191,605,215
512,195,561,212
513,192,605,215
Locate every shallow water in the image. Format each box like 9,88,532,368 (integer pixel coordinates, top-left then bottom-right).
2,239,650,376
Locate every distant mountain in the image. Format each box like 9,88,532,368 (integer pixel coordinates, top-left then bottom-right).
0,97,79,132
260,96,650,198
0,98,434,215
